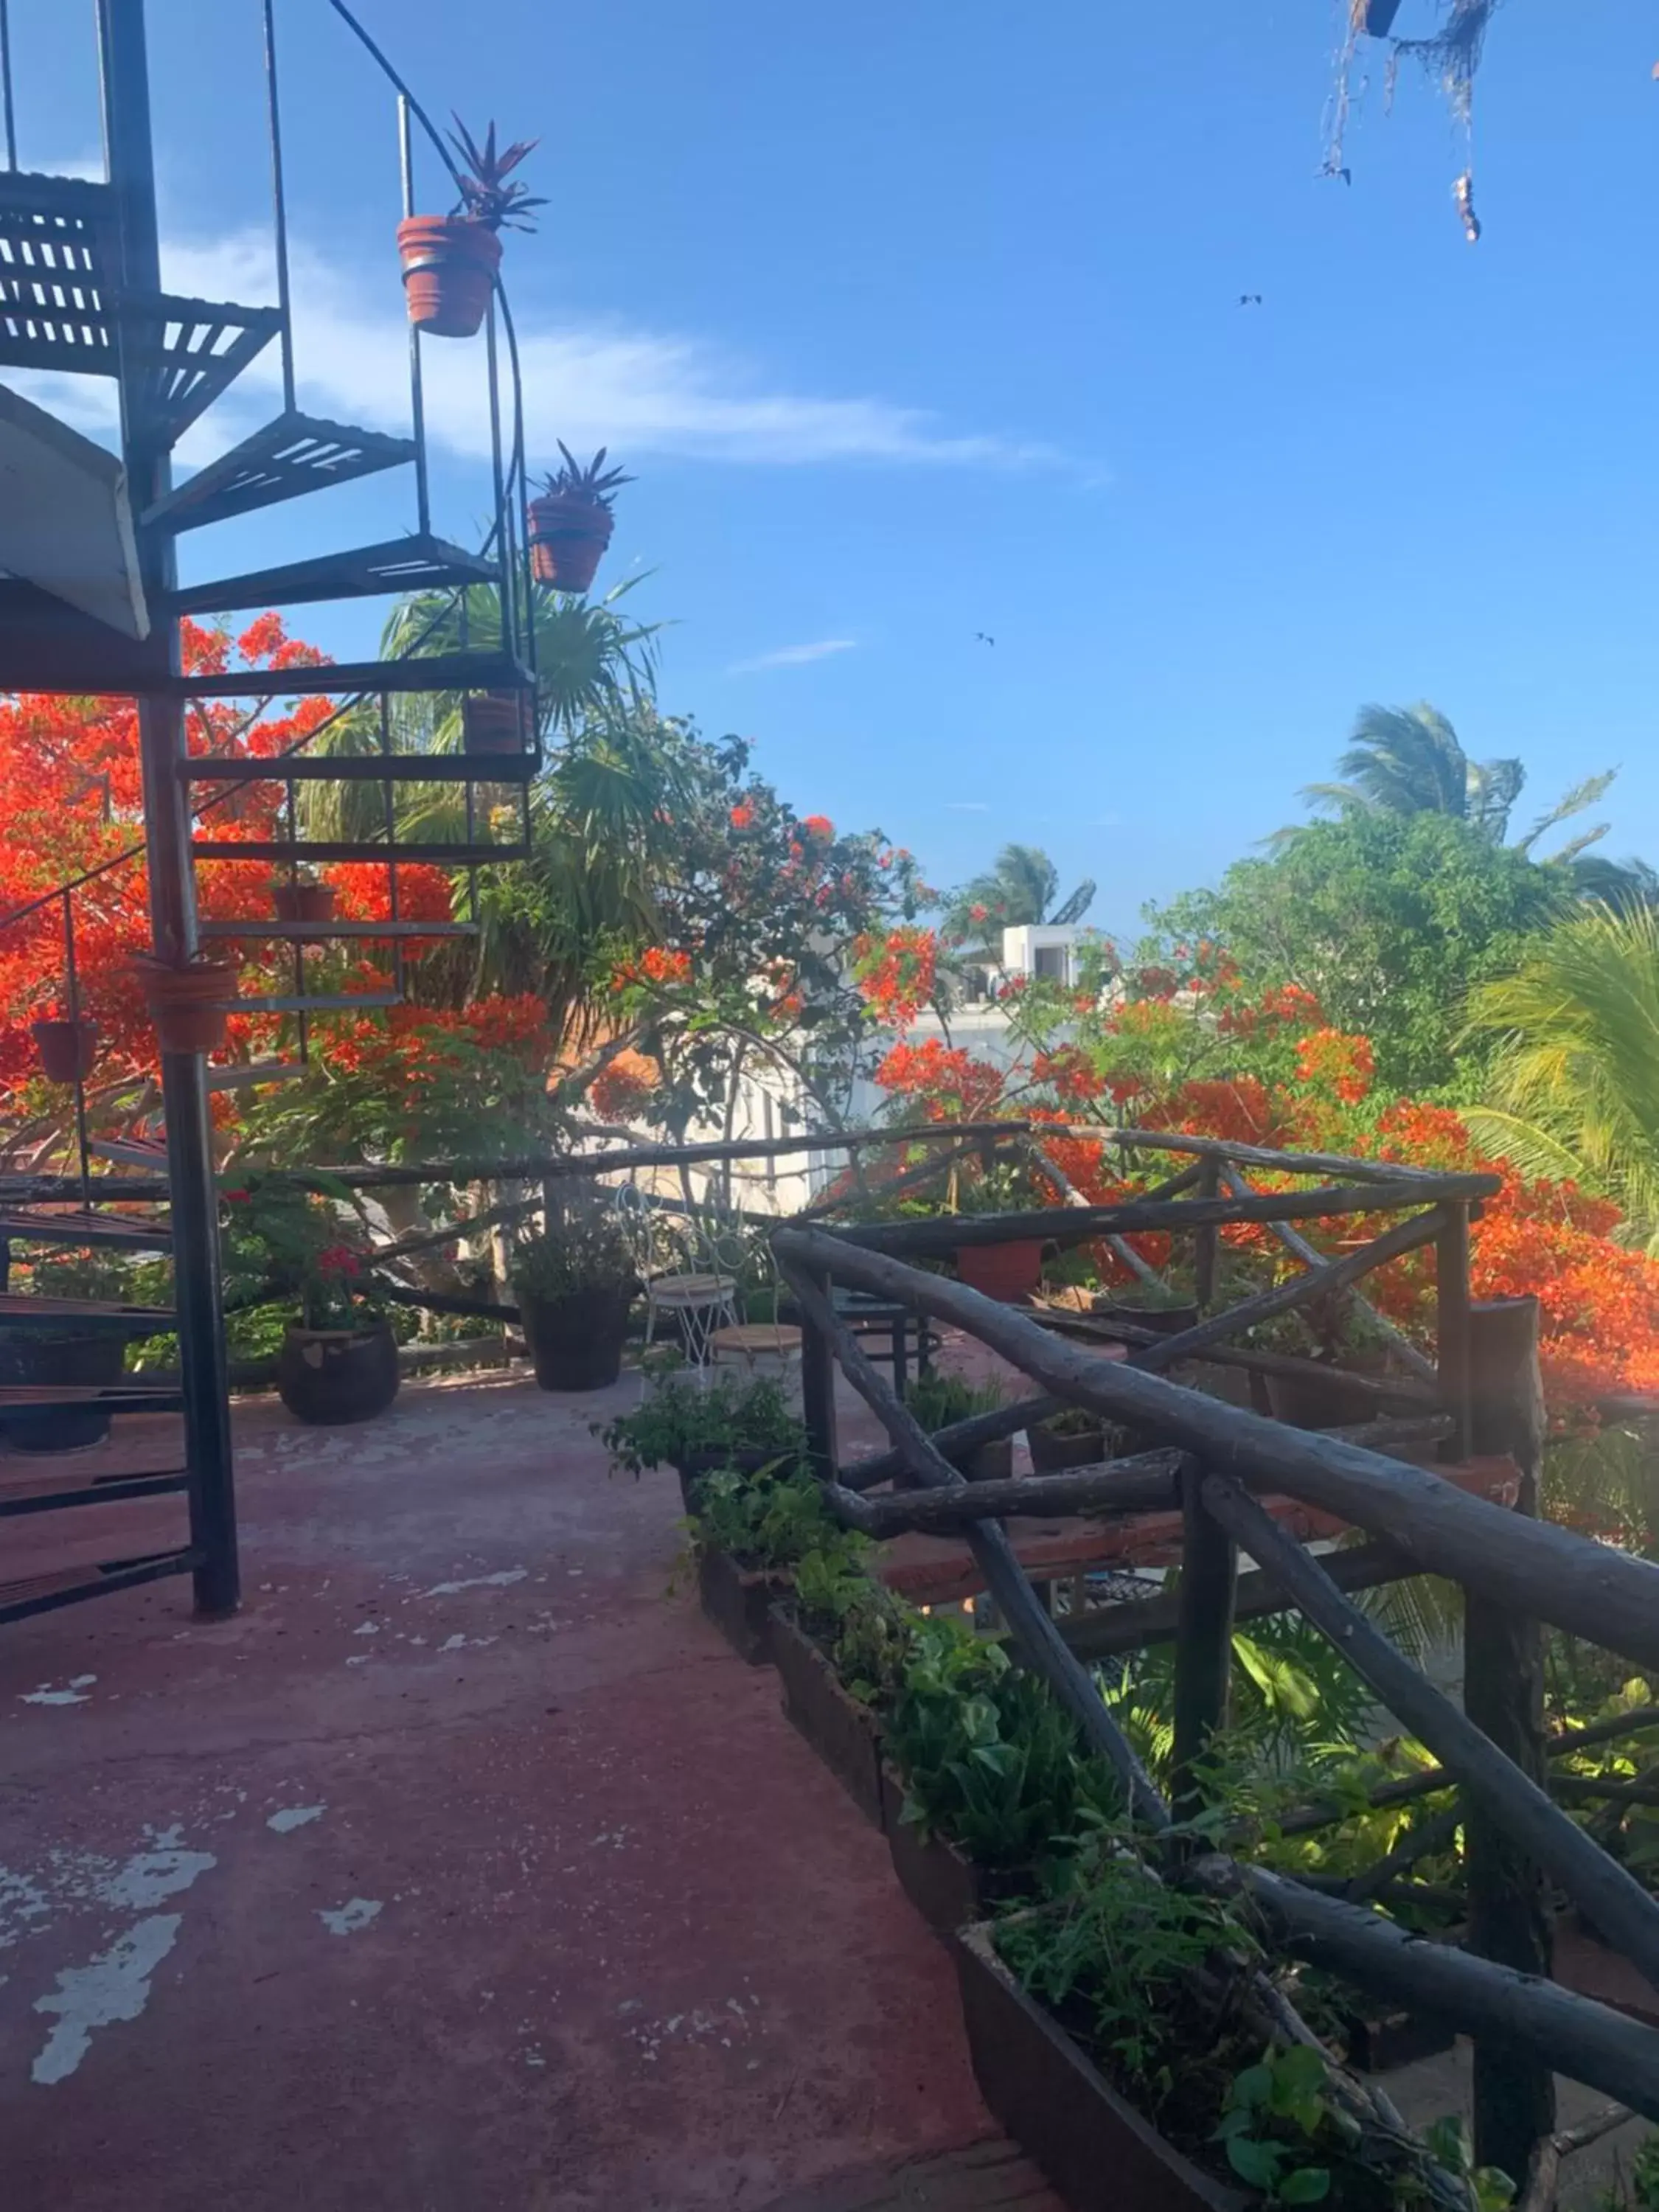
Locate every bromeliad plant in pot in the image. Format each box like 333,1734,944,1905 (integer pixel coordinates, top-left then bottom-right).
128,950,241,1055
511,1203,639,1392
526,444,633,594
269,865,337,925
30,1003,99,1085
397,116,543,340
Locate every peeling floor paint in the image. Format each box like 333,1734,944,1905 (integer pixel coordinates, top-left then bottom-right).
318,1899,383,1936
265,1806,325,1835
421,1568,527,1596
19,1676,97,1708
30,1913,182,2085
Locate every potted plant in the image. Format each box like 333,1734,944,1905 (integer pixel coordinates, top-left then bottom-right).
511,1203,639,1392
269,867,337,925
1256,1293,1393,1431
950,1158,1048,1302
1029,1402,1111,1474
30,1009,98,1084
0,1247,133,1453
905,1370,1012,1481
277,1239,398,1427
397,116,543,340
462,690,527,756
128,951,241,1055
1099,1281,1200,1341
597,1368,806,1509
527,444,633,594
686,1458,829,1665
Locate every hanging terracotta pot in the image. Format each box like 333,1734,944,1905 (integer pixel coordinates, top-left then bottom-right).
271,880,338,925
527,490,613,593
31,1016,98,1084
129,953,240,1056
462,692,526,755
396,215,501,338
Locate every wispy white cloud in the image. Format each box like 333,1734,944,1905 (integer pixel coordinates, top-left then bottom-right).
16,228,1062,475
728,638,858,675
945,801,991,812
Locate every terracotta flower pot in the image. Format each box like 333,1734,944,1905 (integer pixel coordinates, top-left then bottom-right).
954,1239,1045,1303
527,491,613,593
396,215,501,338
31,1016,98,1084
462,692,526,755
130,955,240,1057
271,881,337,925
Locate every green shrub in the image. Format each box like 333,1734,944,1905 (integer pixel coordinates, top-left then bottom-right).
597,1371,804,1477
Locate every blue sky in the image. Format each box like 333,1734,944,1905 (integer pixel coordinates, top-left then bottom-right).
15,1,1659,937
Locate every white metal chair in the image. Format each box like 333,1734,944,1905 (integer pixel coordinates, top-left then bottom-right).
615,1183,742,1369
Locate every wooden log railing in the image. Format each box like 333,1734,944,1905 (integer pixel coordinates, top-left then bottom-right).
770,1155,1659,2170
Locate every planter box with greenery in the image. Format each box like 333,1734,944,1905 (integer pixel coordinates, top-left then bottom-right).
597,1369,807,1511
771,1599,889,1829
905,1369,1013,1481
1029,1403,1110,1474
681,1457,829,1666
512,1206,638,1393
953,1919,1248,2212
695,1547,785,1667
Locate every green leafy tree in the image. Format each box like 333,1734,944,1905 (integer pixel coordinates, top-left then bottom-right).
945,841,1095,963
1147,811,1562,1097
1464,902,1659,1248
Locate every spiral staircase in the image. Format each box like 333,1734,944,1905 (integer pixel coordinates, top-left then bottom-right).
0,0,549,1625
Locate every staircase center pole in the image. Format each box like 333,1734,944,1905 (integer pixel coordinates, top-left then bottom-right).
99,0,239,1619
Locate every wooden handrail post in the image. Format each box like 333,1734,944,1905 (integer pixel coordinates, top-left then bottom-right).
1436,1201,1474,1461
1171,1459,1235,1831
799,1269,839,1481
1193,1156,1220,1312
1464,1294,1554,2180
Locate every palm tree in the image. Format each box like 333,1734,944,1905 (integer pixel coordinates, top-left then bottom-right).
1464,902,1659,1248
1298,701,1648,897
945,843,1096,962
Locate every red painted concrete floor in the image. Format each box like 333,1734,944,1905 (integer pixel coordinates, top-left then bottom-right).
0,1368,1020,2211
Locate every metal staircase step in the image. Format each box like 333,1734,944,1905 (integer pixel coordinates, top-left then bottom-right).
0,170,121,378
0,1293,175,1333
193,838,532,865
199,919,479,940
88,1135,169,1169
121,290,283,448
0,1209,171,1251
232,991,403,1015
206,1060,305,1091
168,647,532,700
170,532,498,615
0,1546,200,1627
141,410,415,535
0,1465,189,1520
183,748,537,783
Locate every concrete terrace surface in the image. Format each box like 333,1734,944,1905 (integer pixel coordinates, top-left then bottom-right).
0,1366,1046,2212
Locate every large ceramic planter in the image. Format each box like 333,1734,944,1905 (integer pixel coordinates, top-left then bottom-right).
517,1285,633,1392
527,491,613,593
278,1321,400,1426
1266,1362,1382,1431
31,1017,98,1084
129,955,240,1056
271,881,337,925
770,1601,887,1829
1028,1421,1106,1474
953,1921,1248,2212
955,1239,1045,1303
0,1329,125,1453
695,1546,785,1666
396,215,501,338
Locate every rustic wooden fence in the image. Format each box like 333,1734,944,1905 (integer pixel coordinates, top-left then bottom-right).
769,1127,1659,2194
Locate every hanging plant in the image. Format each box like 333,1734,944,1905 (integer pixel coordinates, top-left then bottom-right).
1326,0,1503,239
462,690,528,756
397,116,543,340
527,445,634,594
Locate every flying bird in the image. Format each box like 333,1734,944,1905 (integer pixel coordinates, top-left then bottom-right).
1238,293,1263,307
974,631,995,647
